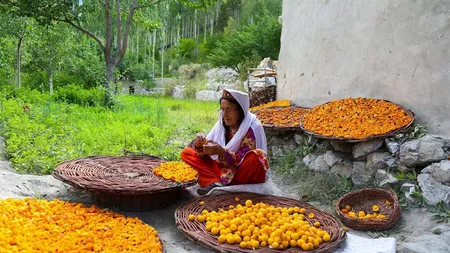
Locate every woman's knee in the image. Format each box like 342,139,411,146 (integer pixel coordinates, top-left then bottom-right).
180,147,195,161
244,152,260,164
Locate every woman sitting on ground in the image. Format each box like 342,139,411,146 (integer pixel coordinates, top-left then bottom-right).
181,89,269,195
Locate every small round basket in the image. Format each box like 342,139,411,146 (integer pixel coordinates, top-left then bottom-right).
254,106,311,131
335,188,401,231
175,192,346,253
299,99,415,143
53,155,196,211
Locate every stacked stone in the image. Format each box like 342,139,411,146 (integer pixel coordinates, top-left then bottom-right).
267,131,450,208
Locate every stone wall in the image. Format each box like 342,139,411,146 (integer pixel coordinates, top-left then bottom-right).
277,0,450,137
267,129,450,207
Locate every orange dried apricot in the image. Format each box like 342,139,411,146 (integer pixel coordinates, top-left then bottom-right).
302,98,413,139
255,107,310,127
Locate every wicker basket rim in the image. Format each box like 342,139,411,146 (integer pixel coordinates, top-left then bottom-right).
334,188,402,231
299,98,415,142
53,155,196,194
175,192,347,253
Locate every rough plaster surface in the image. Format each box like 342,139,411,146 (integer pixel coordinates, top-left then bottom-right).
278,0,450,137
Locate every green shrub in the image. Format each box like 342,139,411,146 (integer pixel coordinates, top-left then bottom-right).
184,77,207,99
198,34,223,62
162,79,180,96
52,84,109,107
179,38,197,59
178,64,202,80
237,51,261,81
0,84,49,104
67,38,106,87
22,71,48,91
53,70,85,87
122,63,152,81
140,79,157,90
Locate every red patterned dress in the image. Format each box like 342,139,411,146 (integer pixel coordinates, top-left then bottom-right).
181,128,269,187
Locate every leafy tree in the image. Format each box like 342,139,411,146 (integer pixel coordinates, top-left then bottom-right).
0,8,31,88
0,0,218,87
0,38,16,83
215,0,241,33
179,0,218,9
0,0,158,86
208,14,281,73
65,36,106,88
241,0,282,25
179,38,197,59
24,23,72,93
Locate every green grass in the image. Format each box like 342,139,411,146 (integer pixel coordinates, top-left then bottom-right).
0,90,218,175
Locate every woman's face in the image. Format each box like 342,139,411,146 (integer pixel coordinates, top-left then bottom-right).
220,99,240,129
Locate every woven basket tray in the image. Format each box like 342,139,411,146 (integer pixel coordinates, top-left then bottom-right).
255,106,311,131
335,188,401,231
175,192,346,253
299,99,415,143
53,155,196,211
249,100,295,112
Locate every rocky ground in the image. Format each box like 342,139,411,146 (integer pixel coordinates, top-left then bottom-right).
0,136,449,253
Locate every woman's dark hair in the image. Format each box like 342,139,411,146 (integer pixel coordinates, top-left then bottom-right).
220,97,245,140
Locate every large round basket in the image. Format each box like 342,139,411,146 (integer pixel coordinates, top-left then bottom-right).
255,106,311,131
299,99,415,143
53,155,196,211
175,192,346,253
335,188,401,231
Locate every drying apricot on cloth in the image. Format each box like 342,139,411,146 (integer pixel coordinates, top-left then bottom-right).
0,198,162,253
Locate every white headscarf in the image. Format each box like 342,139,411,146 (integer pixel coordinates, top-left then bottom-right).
206,89,267,159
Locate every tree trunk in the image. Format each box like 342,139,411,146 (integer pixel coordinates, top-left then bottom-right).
136,26,139,64
152,30,156,78
129,32,133,60
204,12,207,43
194,9,197,40
161,29,164,78
16,37,22,89
210,13,214,35
177,20,180,44
49,46,53,94
104,0,113,87
106,60,115,86
194,10,198,57
148,33,151,69
215,2,220,24
187,15,190,38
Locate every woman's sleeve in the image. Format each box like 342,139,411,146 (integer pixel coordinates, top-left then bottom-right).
220,129,256,167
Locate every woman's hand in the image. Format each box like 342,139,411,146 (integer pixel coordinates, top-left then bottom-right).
193,133,206,148
203,141,225,157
